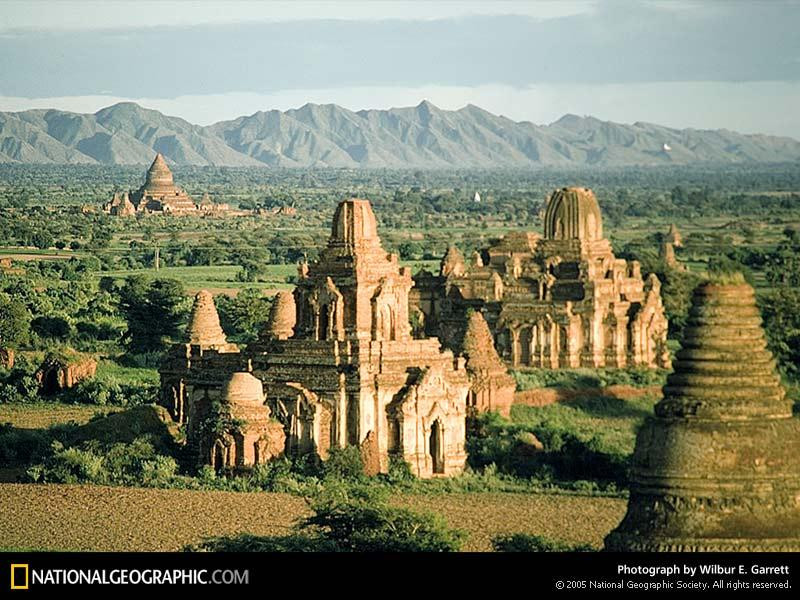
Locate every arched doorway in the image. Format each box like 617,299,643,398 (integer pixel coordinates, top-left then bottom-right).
429,419,445,474
212,440,226,473
519,327,532,366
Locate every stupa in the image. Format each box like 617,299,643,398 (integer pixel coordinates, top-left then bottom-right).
128,154,198,214
159,290,239,423
605,275,800,551
263,290,297,341
461,311,516,417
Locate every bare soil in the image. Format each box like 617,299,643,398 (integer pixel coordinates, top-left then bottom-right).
0,484,626,552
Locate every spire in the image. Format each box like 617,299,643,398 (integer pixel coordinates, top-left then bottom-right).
544,187,603,241
440,245,465,277
605,275,800,551
186,290,228,347
462,311,505,371
145,153,174,189
261,291,296,341
330,198,382,251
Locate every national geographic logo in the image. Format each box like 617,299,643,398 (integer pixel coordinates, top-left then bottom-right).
10,564,29,590
7,564,248,588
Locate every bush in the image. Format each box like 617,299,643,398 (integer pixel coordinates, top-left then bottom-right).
193,533,338,552
26,436,178,486
191,484,464,553
61,379,155,407
492,533,594,552
321,446,365,481
0,369,40,403
466,412,629,486
0,424,53,467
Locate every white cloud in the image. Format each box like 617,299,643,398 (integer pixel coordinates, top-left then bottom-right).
1,81,798,139
0,1,593,31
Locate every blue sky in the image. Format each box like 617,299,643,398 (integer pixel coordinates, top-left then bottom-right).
0,0,798,137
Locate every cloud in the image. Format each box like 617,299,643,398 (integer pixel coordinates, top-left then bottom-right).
0,6,798,101
0,1,593,31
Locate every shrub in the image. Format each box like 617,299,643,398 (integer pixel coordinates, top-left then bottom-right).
466,412,629,486
191,484,464,553
321,446,365,481
26,436,178,486
492,533,594,552
192,533,337,552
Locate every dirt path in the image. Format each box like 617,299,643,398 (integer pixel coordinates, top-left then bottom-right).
0,484,626,551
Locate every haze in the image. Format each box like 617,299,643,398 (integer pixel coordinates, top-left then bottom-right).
0,0,798,138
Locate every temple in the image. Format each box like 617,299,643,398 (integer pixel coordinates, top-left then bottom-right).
605,277,800,551
411,187,671,369
105,154,229,216
160,198,474,477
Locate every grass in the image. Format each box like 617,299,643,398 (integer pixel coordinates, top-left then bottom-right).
0,484,625,551
94,360,159,387
0,403,120,429
96,261,438,291
512,367,667,391
510,392,658,458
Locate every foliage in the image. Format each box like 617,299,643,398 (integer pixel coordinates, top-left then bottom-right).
26,436,178,486
214,288,271,343
512,368,667,391
117,275,189,353
765,228,800,287
0,293,31,348
492,533,594,552
760,287,800,381
191,484,464,553
466,410,632,487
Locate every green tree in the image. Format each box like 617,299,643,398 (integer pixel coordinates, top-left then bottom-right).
0,293,31,349
765,229,800,287
759,287,800,380
215,288,271,343
118,276,188,354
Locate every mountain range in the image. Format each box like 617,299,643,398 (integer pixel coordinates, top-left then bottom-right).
2,101,799,168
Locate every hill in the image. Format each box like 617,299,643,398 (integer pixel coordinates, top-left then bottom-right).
2,101,799,168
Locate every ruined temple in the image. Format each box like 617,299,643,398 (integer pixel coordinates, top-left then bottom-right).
159,290,240,424
461,311,515,417
605,277,800,551
193,372,286,471
412,187,670,370
104,154,229,216
161,198,470,477
666,223,683,247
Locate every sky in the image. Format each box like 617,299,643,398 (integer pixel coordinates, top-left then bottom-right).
0,0,798,137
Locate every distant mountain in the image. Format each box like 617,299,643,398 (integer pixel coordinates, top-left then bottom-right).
2,101,799,167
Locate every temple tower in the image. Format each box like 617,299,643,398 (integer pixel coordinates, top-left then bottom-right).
187,290,229,348
294,198,413,343
544,187,603,241
605,276,800,551
461,311,516,417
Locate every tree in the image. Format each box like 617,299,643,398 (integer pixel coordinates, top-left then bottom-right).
0,293,31,349
760,287,800,380
765,229,800,287
118,276,189,354
31,315,72,340
215,288,271,343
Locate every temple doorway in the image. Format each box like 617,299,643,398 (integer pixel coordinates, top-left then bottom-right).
429,419,445,474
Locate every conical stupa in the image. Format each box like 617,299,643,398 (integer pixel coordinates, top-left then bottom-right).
186,290,228,347
605,275,800,551
261,291,296,341
144,153,175,192
461,311,515,416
